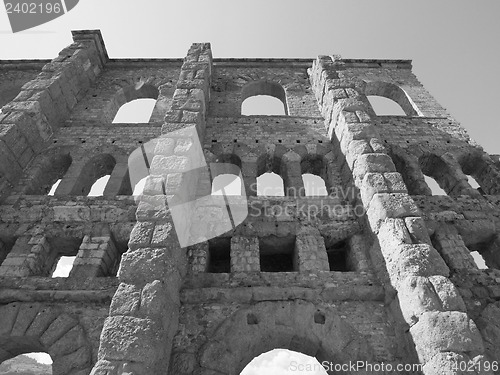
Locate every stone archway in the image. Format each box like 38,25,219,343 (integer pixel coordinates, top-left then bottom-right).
193,300,375,375
0,302,93,375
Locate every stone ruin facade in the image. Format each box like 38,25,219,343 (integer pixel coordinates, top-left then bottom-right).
0,29,499,375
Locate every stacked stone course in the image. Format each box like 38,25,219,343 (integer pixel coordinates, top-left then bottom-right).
0,30,498,375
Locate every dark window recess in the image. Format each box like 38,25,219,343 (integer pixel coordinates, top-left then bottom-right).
326,240,349,272
247,313,258,325
259,235,296,272
314,311,326,324
208,237,231,273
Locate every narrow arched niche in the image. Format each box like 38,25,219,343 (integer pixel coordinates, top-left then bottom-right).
241,80,288,115
107,83,159,123
365,81,420,116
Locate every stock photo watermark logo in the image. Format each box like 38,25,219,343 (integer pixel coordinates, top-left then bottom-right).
128,128,365,248
3,0,79,32
128,129,248,248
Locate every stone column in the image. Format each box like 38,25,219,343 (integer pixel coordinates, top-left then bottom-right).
294,227,329,272
431,224,479,272
70,234,119,278
90,43,212,375
0,30,107,197
230,236,259,272
310,55,489,374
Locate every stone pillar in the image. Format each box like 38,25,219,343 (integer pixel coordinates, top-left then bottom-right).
0,30,107,198
70,234,119,278
294,227,329,272
282,150,303,197
103,156,131,196
230,236,259,272
0,239,7,265
0,235,52,277
241,155,257,197
431,224,479,272
90,43,212,375
310,55,488,374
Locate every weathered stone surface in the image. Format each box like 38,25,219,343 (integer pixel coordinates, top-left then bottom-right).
410,311,485,363
98,316,163,365
382,243,450,286
118,248,183,286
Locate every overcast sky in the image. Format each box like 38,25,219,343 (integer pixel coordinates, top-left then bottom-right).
0,0,497,370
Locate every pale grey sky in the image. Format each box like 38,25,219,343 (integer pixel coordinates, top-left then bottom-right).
1,0,496,370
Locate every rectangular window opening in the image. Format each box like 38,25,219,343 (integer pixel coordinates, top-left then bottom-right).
326,240,350,272
259,235,296,272
208,237,231,273
47,237,83,277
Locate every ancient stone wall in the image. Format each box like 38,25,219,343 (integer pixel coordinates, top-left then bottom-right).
0,31,499,375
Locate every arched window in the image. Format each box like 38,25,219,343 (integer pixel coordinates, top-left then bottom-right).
0,353,52,374
300,156,329,197
127,140,156,196
47,179,61,196
72,154,116,196
240,349,327,374
302,173,327,196
88,175,111,196
132,176,148,195
367,95,406,115
108,82,159,123
112,98,157,123
419,154,458,196
209,154,244,196
365,81,420,116
212,174,243,195
458,153,500,195
51,256,76,277
257,172,284,196
471,251,488,269
22,152,72,196
423,175,447,196
241,81,287,115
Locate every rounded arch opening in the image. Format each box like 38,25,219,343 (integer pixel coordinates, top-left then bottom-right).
112,98,157,123
240,348,327,374
365,81,420,116
212,174,243,195
198,301,376,375
419,154,455,196
366,95,406,116
257,172,284,196
0,352,52,373
241,80,288,115
302,173,327,196
88,175,111,196
73,154,116,196
458,153,500,194
109,82,159,123
23,152,72,196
